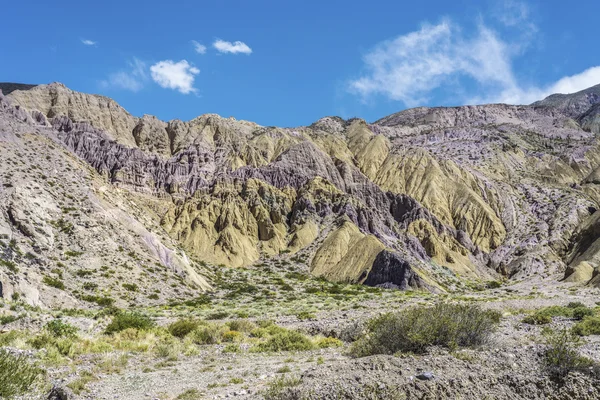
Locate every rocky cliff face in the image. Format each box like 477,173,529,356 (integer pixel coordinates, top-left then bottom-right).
3,81,600,307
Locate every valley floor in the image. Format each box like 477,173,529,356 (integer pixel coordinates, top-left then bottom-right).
3,268,600,399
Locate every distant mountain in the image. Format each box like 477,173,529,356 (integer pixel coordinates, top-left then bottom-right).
2,81,600,308
532,83,600,117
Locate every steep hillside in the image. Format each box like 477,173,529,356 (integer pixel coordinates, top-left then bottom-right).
3,82,600,307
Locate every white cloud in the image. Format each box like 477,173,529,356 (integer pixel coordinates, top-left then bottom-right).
100,58,147,92
349,19,600,106
487,66,600,105
191,40,207,54
81,39,97,46
213,39,252,54
495,0,530,27
150,60,200,94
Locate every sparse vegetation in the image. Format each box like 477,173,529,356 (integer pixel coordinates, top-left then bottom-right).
544,328,595,381
45,319,78,338
251,329,315,352
263,376,301,400
104,312,155,334
350,303,501,356
572,316,600,336
0,349,45,398
169,319,199,338
43,275,65,290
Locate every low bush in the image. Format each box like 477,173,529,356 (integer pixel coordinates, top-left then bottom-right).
104,312,154,335
222,330,243,342
45,319,78,338
223,343,241,353
315,337,343,348
544,328,594,381
522,305,585,325
566,302,586,309
573,307,594,321
43,276,65,290
81,294,115,307
0,349,45,398
227,319,256,333
168,319,199,338
522,313,552,325
572,316,600,336
296,311,316,321
252,330,315,352
191,324,227,344
350,303,501,356
205,311,229,320
0,314,20,325
262,376,301,400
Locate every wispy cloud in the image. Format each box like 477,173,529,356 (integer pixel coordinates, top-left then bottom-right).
81,39,97,46
191,40,207,54
100,58,147,92
348,6,600,107
150,60,200,94
213,39,252,55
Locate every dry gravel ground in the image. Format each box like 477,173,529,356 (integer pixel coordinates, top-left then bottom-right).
33,277,599,400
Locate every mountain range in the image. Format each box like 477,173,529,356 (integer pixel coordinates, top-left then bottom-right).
1,81,600,308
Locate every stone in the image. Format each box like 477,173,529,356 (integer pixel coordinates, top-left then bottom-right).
416,371,435,381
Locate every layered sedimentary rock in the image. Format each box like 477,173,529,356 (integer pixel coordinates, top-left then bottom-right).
3,82,600,296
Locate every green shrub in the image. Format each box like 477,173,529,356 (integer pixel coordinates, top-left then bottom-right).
223,343,241,353
350,303,500,356
0,259,19,273
222,330,243,342
43,276,65,290
227,319,256,333
572,307,594,321
485,280,502,289
252,330,315,352
262,376,301,400
45,319,78,338
122,283,138,292
0,314,20,325
296,311,316,321
566,302,586,309
176,388,202,400
522,313,552,325
168,319,199,338
191,324,226,344
104,312,154,334
522,306,576,325
81,295,115,307
0,350,45,398
315,337,343,348
572,316,600,336
182,294,212,307
544,328,594,381
205,311,229,320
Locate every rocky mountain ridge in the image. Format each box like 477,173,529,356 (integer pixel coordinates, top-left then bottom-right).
2,81,600,307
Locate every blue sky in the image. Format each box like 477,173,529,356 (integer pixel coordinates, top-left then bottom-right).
1,0,599,127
